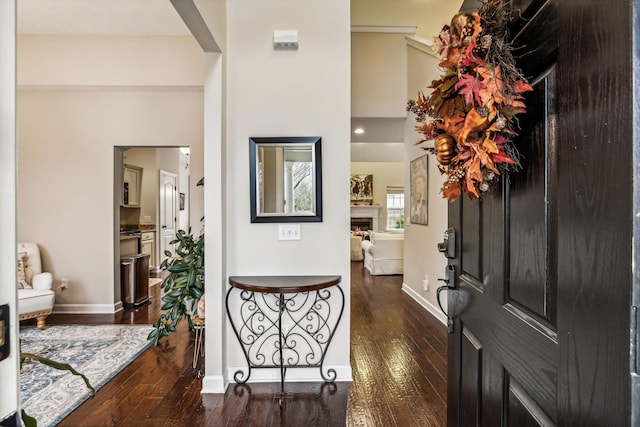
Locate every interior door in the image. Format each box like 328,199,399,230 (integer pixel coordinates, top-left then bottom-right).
447,0,632,425
160,170,177,263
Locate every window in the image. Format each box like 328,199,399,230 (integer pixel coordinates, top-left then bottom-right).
386,186,404,231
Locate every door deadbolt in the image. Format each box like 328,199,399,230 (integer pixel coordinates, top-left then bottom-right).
437,227,456,259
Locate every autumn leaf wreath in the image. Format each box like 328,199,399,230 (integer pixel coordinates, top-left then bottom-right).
407,1,532,201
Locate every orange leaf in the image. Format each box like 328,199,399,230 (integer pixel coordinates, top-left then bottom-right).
507,98,526,108
464,174,481,198
514,80,533,93
482,135,499,153
442,181,461,201
438,116,465,140
467,156,483,182
472,144,497,173
459,108,489,142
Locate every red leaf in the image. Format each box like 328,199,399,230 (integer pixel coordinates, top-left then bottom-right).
461,44,485,68
490,151,516,164
454,73,485,106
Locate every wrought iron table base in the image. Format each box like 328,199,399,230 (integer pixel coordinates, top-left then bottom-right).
226,276,344,405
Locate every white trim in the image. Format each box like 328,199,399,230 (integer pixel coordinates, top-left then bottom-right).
53,303,121,314
0,0,19,419
406,36,439,59
401,282,447,325
114,301,123,312
17,85,204,92
226,365,353,383
201,374,226,394
351,25,417,34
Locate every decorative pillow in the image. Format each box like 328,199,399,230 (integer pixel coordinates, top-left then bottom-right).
17,252,32,289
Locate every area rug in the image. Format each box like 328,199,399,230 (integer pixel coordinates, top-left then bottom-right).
20,324,153,427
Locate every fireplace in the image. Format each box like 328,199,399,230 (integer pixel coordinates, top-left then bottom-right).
351,217,373,232
350,205,381,232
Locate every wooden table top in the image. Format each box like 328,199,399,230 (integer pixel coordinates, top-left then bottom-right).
228,275,342,293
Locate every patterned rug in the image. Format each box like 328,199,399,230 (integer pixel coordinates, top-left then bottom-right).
20,324,153,427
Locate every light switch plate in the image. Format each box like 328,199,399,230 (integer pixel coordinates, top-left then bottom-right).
278,224,301,240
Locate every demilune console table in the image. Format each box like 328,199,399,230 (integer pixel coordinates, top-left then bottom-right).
226,275,344,403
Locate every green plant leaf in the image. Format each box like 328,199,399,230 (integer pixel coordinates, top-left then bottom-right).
21,352,96,396
149,225,204,345
21,409,37,427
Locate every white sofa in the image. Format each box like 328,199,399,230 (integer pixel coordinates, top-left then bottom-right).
17,243,55,330
361,232,404,275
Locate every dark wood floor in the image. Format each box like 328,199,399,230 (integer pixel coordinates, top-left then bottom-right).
37,262,446,426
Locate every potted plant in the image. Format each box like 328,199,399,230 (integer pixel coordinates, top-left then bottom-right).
148,178,205,346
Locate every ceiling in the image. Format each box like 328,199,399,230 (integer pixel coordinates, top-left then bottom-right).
351,118,405,143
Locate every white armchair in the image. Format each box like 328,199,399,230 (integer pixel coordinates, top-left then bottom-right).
17,243,55,330
361,232,404,275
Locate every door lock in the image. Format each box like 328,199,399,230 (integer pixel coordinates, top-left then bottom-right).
437,228,456,259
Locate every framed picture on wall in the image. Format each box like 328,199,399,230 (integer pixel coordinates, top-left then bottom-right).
350,174,373,205
410,155,428,225
179,193,185,211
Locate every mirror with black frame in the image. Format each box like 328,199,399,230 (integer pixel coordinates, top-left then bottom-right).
249,136,322,223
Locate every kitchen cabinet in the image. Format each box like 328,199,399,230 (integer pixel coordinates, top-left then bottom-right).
140,231,155,270
120,235,139,257
122,164,143,207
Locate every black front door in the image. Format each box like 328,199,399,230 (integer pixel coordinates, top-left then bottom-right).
447,0,633,425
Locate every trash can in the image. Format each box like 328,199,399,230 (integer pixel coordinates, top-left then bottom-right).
120,253,150,309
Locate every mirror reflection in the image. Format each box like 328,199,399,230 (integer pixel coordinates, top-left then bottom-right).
250,137,322,223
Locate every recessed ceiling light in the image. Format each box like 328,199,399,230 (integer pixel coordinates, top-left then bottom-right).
354,128,364,134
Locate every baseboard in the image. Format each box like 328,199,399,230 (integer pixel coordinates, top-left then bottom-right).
401,283,447,325
226,365,353,384
201,374,226,394
53,303,121,315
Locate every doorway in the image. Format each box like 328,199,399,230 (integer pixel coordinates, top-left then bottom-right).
159,170,178,261
115,147,191,310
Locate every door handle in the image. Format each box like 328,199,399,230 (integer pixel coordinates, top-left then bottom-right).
436,264,455,334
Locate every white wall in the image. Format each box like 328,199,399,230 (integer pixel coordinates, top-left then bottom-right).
225,0,351,382
351,32,408,118
18,35,203,87
351,162,404,231
16,36,205,311
351,142,404,162
351,0,463,39
0,0,19,420
402,39,450,324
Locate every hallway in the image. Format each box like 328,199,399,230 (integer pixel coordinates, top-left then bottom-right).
45,262,447,426
348,262,447,426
